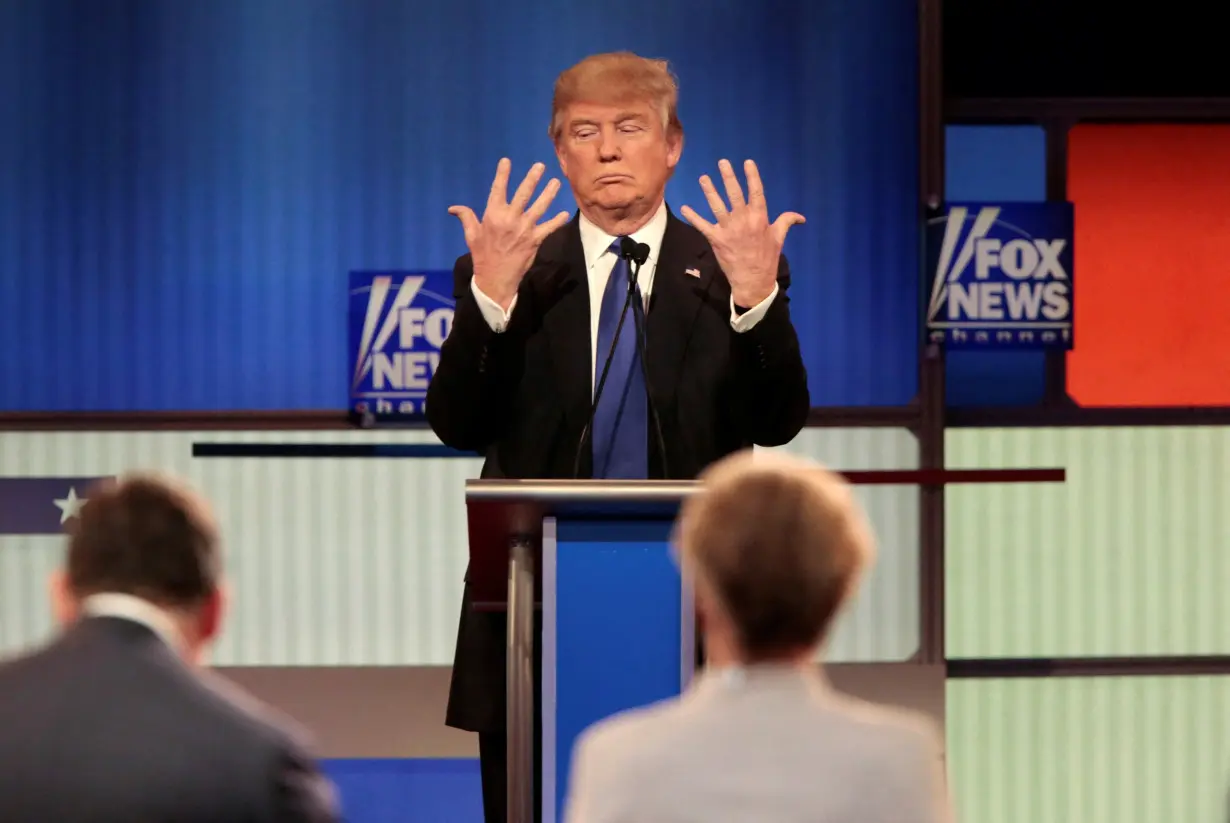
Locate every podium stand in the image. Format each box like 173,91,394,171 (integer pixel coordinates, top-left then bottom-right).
463,467,1067,823
466,479,698,823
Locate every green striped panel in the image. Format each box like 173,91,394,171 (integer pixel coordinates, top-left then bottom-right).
946,427,1230,657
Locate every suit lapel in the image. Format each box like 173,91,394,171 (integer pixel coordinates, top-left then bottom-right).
645,210,715,412
539,217,593,432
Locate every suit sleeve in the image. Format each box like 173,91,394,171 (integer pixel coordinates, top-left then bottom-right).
270,743,341,823
726,253,811,446
425,254,530,452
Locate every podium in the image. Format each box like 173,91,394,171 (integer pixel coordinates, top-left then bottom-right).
466,479,698,823
463,467,1068,823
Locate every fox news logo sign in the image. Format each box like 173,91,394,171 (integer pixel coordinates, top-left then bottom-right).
926,202,1074,349
349,271,454,422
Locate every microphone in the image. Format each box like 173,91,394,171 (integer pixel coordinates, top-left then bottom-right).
619,236,650,267
572,242,641,479
618,237,670,479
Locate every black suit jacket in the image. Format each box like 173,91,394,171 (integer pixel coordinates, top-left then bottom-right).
0,616,339,823
428,209,810,733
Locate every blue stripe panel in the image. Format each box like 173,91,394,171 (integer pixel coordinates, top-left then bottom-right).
551,519,685,823
321,758,481,823
0,0,919,411
943,125,1049,407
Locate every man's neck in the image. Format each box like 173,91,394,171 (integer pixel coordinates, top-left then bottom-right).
80,592,192,659
578,196,663,237
701,633,816,672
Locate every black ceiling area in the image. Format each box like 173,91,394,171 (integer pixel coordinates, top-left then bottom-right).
943,0,1230,98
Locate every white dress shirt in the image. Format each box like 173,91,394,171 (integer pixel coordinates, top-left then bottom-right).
470,201,780,388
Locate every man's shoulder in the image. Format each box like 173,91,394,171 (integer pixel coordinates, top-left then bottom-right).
168,669,338,818
0,642,54,693
826,692,944,756
193,667,319,754
0,636,314,761
574,694,682,762
570,693,688,772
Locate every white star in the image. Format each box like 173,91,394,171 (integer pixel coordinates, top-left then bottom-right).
54,487,87,524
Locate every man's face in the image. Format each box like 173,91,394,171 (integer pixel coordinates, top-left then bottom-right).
555,100,682,217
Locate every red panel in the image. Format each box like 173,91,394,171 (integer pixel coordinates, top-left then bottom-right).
1067,124,1230,407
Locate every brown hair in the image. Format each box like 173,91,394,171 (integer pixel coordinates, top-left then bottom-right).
66,473,221,608
549,51,683,142
674,450,874,661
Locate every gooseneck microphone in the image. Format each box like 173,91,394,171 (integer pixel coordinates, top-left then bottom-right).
619,237,670,479
572,243,641,479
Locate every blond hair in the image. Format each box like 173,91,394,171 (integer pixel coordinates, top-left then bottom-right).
674,450,875,660
549,51,683,142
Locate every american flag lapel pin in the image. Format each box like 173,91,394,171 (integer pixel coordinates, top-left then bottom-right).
685,267,701,278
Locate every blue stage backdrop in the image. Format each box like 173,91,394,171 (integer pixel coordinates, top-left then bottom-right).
943,125,1049,407
0,0,919,412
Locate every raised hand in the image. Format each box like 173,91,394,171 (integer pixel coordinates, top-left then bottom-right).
448,158,571,309
680,159,805,307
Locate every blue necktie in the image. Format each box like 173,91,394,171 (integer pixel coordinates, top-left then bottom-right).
591,238,648,479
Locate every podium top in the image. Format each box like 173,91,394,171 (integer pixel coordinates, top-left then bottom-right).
465,478,698,503
464,480,693,607
464,479,697,527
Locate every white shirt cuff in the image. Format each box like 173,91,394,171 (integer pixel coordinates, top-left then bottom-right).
471,279,517,332
729,283,779,333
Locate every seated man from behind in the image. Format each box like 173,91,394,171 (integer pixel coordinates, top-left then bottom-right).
563,449,952,823
0,472,340,823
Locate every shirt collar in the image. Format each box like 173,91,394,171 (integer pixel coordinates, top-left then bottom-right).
81,592,183,651
578,199,669,272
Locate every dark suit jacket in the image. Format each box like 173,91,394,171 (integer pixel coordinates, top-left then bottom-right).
0,615,340,823
428,209,810,734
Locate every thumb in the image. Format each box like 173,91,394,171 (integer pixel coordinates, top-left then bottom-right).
448,205,480,245
771,211,805,244
532,211,571,244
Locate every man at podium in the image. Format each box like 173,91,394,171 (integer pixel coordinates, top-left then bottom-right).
428,51,811,823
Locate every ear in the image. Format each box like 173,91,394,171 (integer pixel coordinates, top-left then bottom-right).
690,572,721,629
666,129,684,170
196,583,227,645
555,140,570,178
48,569,79,628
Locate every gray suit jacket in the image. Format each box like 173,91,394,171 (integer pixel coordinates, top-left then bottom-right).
563,665,951,823
0,616,340,823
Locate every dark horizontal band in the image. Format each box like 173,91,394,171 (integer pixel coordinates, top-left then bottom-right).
948,655,1230,679
192,443,478,459
948,404,1230,428
190,447,1065,487
843,468,1064,485
946,96,1230,124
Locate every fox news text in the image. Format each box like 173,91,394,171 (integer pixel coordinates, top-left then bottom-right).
348,271,455,423
925,202,1074,350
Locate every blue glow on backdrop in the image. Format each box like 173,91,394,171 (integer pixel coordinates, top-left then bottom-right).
0,0,920,411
